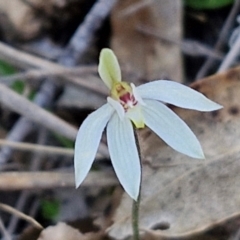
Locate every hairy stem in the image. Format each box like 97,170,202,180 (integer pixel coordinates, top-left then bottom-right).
132,130,142,240
132,192,141,240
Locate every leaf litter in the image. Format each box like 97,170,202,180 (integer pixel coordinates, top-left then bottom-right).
1,0,240,239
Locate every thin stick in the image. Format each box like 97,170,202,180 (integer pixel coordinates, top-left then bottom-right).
0,171,117,190
0,139,74,156
0,42,107,95
0,83,78,140
118,0,153,17
137,25,223,59
0,139,105,159
62,0,118,66
0,203,43,230
196,0,240,79
0,40,97,74
0,217,11,240
218,31,240,72
7,128,46,234
0,66,97,84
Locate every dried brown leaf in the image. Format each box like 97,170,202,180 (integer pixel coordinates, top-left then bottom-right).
0,0,41,40
111,0,183,83
37,222,83,240
37,222,105,240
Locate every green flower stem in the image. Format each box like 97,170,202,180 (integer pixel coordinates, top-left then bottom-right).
132,129,142,240
132,191,141,240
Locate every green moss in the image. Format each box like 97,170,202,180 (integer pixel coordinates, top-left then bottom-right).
185,0,234,9
41,199,60,220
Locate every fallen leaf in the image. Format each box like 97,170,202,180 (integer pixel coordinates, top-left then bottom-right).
0,0,83,40
0,0,41,40
37,222,83,240
20,221,105,240
111,0,183,83
108,66,240,239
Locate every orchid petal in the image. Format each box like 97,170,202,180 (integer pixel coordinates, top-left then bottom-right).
137,80,222,111
74,103,114,188
98,48,122,89
143,99,205,159
107,114,141,200
107,97,125,120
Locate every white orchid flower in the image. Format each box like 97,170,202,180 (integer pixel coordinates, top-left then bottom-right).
74,48,222,200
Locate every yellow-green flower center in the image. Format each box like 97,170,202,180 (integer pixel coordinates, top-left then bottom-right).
110,82,138,111
109,81,145,129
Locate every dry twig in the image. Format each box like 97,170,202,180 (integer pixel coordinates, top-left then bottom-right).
7,129,48,234
0,203,43,230
0,66,97,85
62,0,118,66
0,217,11,240
0,83,78,140
196,0,240,79
0,171,117,190
0,42,106,94
117,0,153,17
218,30,240,72
0,139,74,156
137,25,224,59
